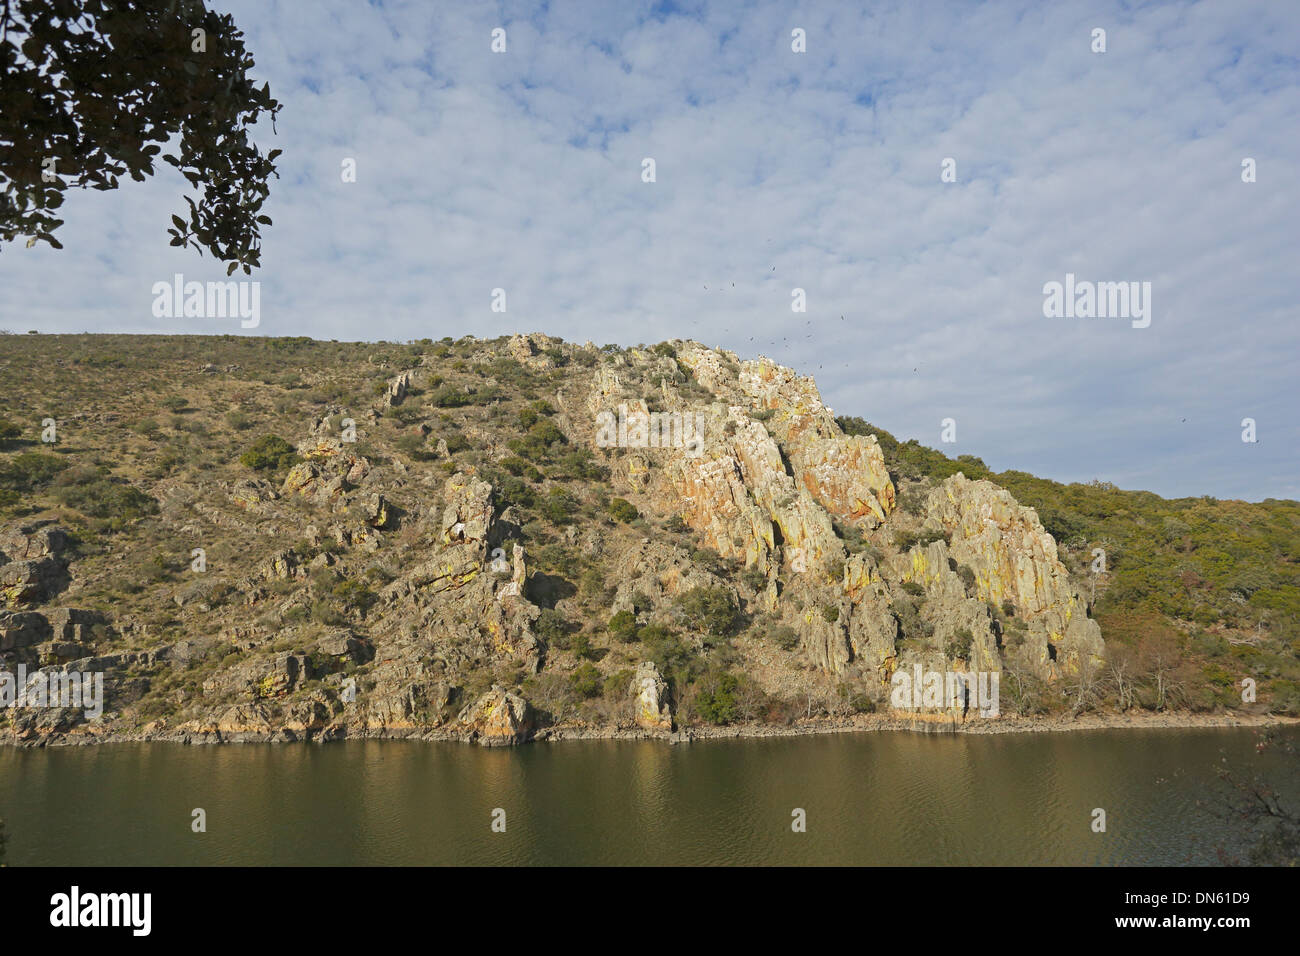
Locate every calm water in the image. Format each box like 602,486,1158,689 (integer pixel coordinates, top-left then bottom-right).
1,728,1295,865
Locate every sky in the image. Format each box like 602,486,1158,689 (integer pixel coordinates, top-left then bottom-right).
2,0,1297,502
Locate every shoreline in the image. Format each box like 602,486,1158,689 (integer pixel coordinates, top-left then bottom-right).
4,709,1296,749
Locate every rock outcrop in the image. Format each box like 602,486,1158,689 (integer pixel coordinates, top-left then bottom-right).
458,685,534,745
924,474,1104,676
631,661,673,730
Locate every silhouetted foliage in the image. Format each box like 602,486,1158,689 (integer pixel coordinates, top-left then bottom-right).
0,0,281,270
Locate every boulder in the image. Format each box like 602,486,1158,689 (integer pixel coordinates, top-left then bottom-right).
1,557,69,606
630,661,672,730
457,685,534,746
440,473,494,546
0,611,52,651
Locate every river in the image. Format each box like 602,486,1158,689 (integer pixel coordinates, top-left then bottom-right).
1,727,1295,865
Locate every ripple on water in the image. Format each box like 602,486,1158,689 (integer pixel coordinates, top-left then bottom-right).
0,727,1293,865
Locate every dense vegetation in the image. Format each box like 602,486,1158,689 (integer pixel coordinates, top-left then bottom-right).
839,416,1300,714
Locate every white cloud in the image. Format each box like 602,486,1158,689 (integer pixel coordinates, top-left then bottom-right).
2,0,1296,500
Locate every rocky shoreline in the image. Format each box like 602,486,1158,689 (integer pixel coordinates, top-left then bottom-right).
6,710,1295,749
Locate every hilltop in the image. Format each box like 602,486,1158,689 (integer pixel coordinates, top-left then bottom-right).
1,332,1296,745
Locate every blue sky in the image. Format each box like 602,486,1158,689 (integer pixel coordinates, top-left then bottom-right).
2,0,1298,502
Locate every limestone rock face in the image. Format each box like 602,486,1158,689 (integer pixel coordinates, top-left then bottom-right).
440,473,494,547
665,441,775,569
231,478,279,509
458,685,534,746
924,474,1104,675
842,556,898,670
631,662,673,730
737,357,839,447
659,409,843,579
797,602,852,672
313,630,373,666
0,524,72,561
281,461,328,501
297,436,344,461
505,333,561,369
358,492,391,529
256,652,313,698
385,370,413,406
46,608,108,644
0,557,68,607
383,471,543,677
352,658,451,733
793,435,895,529
606,539,729,617
215,703,273,737
281,445,368,506
262,549,303,581
0,611,52,651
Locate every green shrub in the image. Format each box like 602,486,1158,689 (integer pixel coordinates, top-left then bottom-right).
51,465,157,527
608,497,639,523
955,564,977,592
394,433,434,461
225,410,254,431
643,627,694,680
440,433,471,455
600,610,633,642
501,456,542,482
603,668,634,700
570,662,602,699
0,451,68,493
945,627,974,660
534,609,571,646
694,672,741,724
430,385,472,408
539,488,576,524
239,434,299,472
676,586,738,638
569,631,597,661
771,625,799,651
331,579,377,615
894,528,947,551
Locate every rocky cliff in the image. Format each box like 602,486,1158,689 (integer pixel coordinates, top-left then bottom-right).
0,333,1106,745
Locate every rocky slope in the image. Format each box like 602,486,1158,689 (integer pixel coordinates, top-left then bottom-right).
0,333,1106,746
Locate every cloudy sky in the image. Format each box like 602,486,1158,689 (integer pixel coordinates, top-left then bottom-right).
3,0,1297,502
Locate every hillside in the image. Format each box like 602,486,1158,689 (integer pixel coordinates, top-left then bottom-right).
1,332,1296,746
